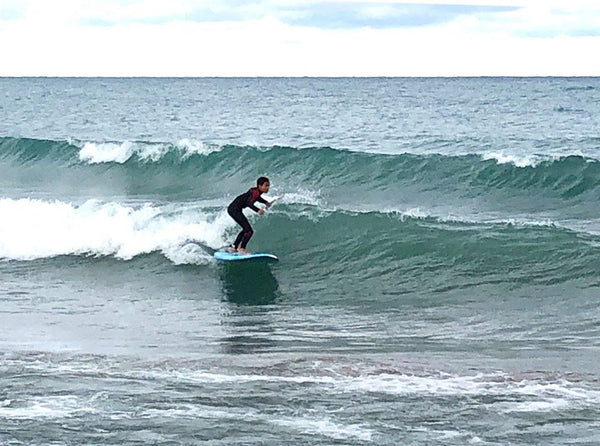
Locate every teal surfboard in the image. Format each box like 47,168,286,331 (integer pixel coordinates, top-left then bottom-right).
214,251,279,263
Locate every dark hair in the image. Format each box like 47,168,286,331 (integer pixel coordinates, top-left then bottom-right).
257,176,270,186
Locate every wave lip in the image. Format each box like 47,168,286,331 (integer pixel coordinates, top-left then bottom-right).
78,141,139,164
2,137,600,236
77,139,223,164
482,151,551,168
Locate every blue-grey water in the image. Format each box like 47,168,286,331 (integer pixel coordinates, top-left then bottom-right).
1,77,599,444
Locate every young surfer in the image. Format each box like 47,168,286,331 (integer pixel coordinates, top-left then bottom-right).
227,177,272,254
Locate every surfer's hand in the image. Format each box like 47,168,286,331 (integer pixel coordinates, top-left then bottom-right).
258,208,265,215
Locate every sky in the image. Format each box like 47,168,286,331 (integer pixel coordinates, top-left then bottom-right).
0,0,599,76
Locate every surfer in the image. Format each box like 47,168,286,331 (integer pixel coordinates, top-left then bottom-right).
227,177,273,254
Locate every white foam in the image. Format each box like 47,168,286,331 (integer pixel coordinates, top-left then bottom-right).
381,207,429,221
501,399,570,413
0,198,235,263
482,151,546,168
77,139,222,164
333,204,585,236
79,141,136,164
278,189,323,207
0,396,95,419
140,405,242,421
176,138,223,157
163,242,213,265
339,373,600,413
343,373,495,395
13,361,600,419
135,143,171,161
142,369,337,385
272,416,374,442
124,368,600,414
140,404,374,441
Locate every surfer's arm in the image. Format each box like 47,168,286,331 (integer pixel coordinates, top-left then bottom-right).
257,196,271,207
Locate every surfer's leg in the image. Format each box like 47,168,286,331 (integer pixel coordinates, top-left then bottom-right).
228,208,253,250
232,227,246,250
239,228,253,250
239,218,254,250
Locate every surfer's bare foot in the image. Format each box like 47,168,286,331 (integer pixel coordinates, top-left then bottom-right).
228,245,237,253
237,248,249,254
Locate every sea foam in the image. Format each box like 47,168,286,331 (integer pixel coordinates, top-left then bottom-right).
77,139,221,164
0,198,232,263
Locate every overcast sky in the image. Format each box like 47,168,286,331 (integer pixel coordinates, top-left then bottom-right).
1,0,599,76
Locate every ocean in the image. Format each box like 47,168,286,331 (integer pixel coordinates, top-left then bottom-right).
0,77,599,444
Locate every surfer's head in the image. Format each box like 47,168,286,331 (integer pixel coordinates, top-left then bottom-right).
257,176,270,193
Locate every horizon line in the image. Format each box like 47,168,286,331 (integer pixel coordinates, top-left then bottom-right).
2,75,600,79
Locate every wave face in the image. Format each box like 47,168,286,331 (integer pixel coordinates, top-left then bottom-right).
1,197,598,294
1,136,600,268
2,136,600,197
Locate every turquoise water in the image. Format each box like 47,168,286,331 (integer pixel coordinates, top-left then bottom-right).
1,77,599,444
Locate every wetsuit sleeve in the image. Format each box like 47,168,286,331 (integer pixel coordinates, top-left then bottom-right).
256,196,268,205
248,203,260,212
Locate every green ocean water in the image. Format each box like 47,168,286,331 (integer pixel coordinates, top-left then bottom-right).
1,77,599,444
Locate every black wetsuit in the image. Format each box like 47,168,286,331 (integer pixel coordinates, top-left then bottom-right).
227,188,268,249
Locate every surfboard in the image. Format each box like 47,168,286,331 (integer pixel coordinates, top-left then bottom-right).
214,250,279,263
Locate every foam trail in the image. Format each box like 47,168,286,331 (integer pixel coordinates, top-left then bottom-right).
0,396,95,419
272,416,374,441
0,198,233,263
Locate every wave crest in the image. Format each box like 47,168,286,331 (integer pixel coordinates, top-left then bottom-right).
2,137,600,199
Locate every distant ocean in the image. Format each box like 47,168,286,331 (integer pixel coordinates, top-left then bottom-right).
1,77,599,444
